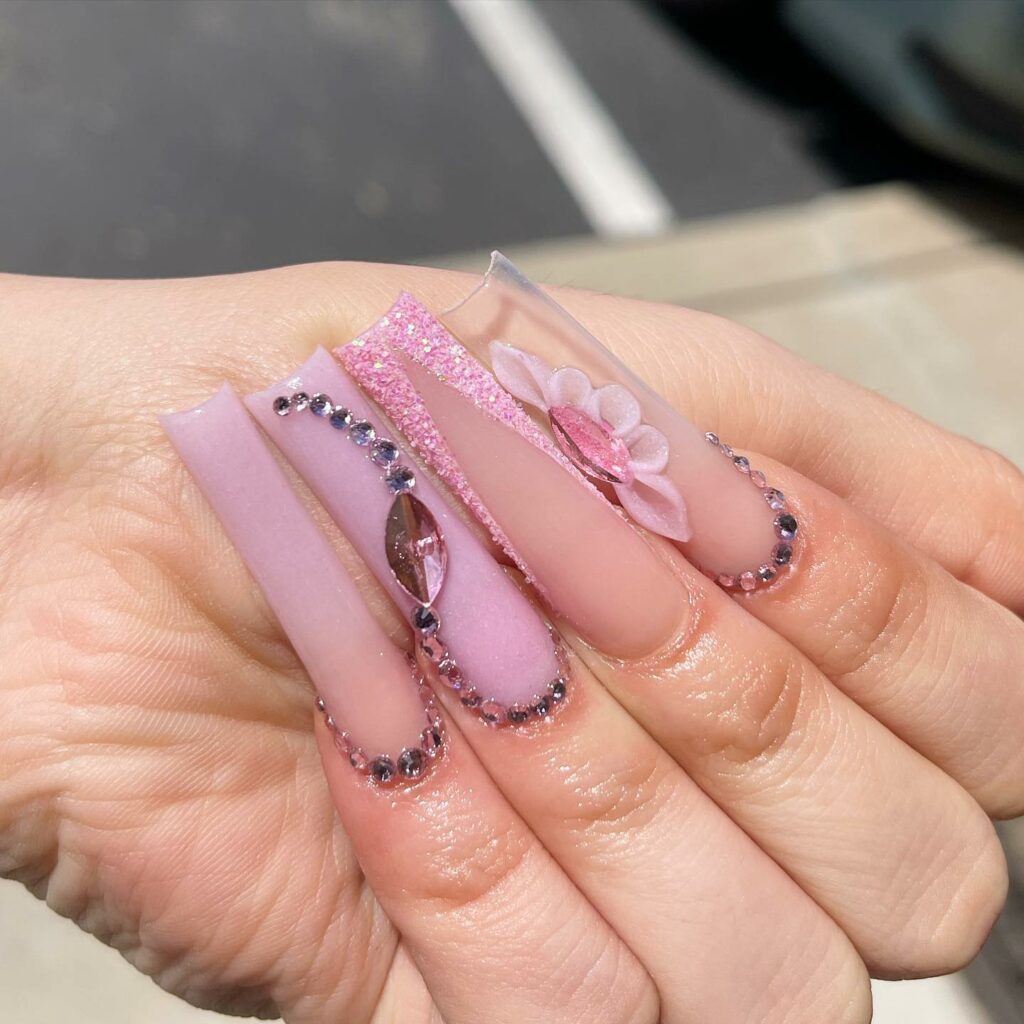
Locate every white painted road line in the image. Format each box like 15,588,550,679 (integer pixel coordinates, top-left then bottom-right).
449,0,675,238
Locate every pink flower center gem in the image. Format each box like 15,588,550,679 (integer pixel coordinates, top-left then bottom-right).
549,405,634,485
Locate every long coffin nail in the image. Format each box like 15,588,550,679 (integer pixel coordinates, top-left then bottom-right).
338,303,687,661
245,349,567,726
440,253,796,591
161,385,443,783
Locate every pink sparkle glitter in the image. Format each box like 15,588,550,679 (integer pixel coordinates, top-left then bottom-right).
336,293,608,590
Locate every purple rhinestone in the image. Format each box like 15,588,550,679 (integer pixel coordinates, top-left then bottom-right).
309,393,332,417
398,748,426,779
507,704,531,724
329,407,352,429
549,678,567,703
413,605,440,635
371,439,400,467
749,470,766,488
350,420,375,446
292,392,311,411
273,395,291,416
757,564,777,582
739,571,757,591
733,456,750,473
479,699,506,726
386,466,416,494
764,488,786,511
775,513,798,540
704,431,719,446
369,756,396,783
532,696,552,717
772,542,793,566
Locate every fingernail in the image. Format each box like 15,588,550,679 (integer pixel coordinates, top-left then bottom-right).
244,349,567,726
338,302,687,661
160,384,442,783
441,253,796,592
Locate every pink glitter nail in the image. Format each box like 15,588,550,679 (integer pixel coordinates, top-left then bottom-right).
336,294,608,591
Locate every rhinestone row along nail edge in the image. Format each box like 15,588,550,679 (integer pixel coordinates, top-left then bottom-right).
274,388,571,739
702,432,797,592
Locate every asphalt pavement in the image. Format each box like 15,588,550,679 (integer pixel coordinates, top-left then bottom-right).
0,0,947,277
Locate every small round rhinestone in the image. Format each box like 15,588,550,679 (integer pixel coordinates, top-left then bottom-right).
479,699,506,726
549,678,568,703
739,571,757,591
437,657,463,689
413,605,440,635
757,564,777,582
349,747,368,770
764,488,786,510
329,407,352,429
273,395,291,416
314,695,326,713
419,635,447,664
704,431,719,445
507,704,531,724
718,573,737,588
310,393,332,416
292,392,311,411
370,439,400,467
369,756,396,783
733,455,750,473
460,688,482,709
775,513,798,540
421,726,443,755
324,715,335,732
532,696,552,717
386,466,416,493
749,470,767,488
772,542,793,566
398,748,426,779
350,420,376,446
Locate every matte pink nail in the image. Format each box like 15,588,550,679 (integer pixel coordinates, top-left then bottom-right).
161,385,442,783
244,349,565,723
442,253,796,591
338,301,687,661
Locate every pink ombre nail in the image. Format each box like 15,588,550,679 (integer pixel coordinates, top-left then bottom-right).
441,254,796,590
244,349,565,724
338,299,687,661
160,385,442,783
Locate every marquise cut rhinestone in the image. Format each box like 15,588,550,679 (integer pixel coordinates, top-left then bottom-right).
549,404,633,484
386,493,447,605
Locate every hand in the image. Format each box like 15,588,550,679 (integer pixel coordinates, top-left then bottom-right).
1,262,1021,1023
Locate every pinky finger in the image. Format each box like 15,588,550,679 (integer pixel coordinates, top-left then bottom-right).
316,713,658,1024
